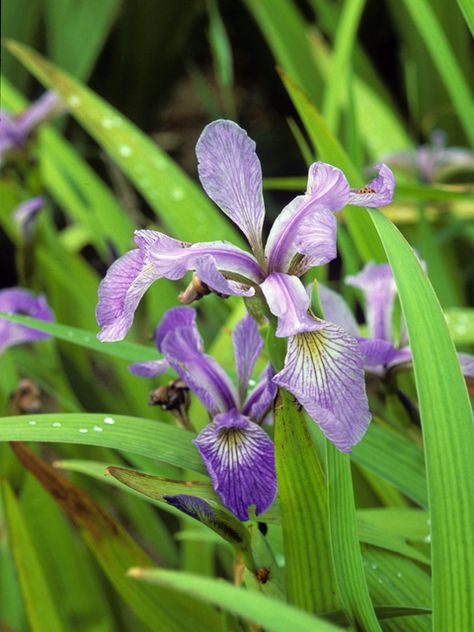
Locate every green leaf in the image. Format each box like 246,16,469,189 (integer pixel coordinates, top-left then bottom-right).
274,389,340,614
322,0,366,132
0,313,161,365
351,423,427,508
243,0,324,106
10,443,223,632
326,443,382,631
457,0,474,36
5,40,244,247
128,568,342,632
369,209,474,631
1,480,64,632
400,0,474,147
0,413,205,475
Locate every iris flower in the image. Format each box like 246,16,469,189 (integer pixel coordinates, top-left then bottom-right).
0,92,62,166
319,262,474,378
0,288,54,356
130,306,277,520
97,119,395,451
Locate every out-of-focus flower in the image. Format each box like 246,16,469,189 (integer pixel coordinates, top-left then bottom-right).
12,196,44,239
0,92,63,166
0,288,54,356
130,307,277,521
383,131,474,183
319,262,474,379
97,119,395,452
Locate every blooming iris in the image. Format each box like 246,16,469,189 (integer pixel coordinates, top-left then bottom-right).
0,92,62,166
319,262,474,378
97,119,395,451
0,288,54,356
130,307,277,521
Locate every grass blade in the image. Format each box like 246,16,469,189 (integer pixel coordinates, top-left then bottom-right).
128,568,342,632
1,480,64,632
369,209,474,631
274,389,340,614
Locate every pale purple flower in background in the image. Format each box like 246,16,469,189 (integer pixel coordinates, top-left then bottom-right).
383,130,474,183
13,197,44,239
131,306,277,520
97,120,395,451
319,262,474,378
0,92,62,166
0,288,54,356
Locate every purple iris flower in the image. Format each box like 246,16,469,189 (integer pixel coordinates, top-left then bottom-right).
0,92,62,166
0,288,54,356
383,130,474,183
97,119,395,452
319,262,474,379
130,306,277,521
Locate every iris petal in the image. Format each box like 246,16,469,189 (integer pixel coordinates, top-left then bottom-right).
194,410,276,520
348,163,395,208
232,313,264,402
0,288,54,355
273,322,371,452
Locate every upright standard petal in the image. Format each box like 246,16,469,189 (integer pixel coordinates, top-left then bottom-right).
348,163,395,208
196,120,265,255
346,262,397,341
317,283,359,336
96,243,160,342
273,322,371,452
232,313,264,403
161,324,237,416
265,162,349,273
193,410,276,520
357,338,396,370
260,272,324,337
0,288,54,355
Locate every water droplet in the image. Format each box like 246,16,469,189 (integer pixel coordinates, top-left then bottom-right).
378,578,383,584
68,95,81,108
79,428,88,433
371,563,378,570
248,379,256,387
118,145,132,157
67,331,74,337
83,336,90,343
93,425,103,432
171,188,184,201
423,534,431,544
139,178,150,187
154,157,166,170
397,572,403,579
104,417,115,425
29,420,37,425
52,422,61,427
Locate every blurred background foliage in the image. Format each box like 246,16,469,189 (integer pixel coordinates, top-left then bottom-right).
0,1,473,631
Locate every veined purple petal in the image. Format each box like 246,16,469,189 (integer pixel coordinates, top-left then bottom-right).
96,240,160,342
128,359,169,377
0,288,54,355
193,410,276,520
348,163,395,208
357,337,396,369
155,306,198,352
317,283,359,336
196,120,265,255
232,313,264,403
265,162,349,273
346,262,397,342
458,353,474,378
142,229,263,286
273,322,371,452
260,272,324,337
161,324,237,415
242,363,277,423
13,197,44,238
